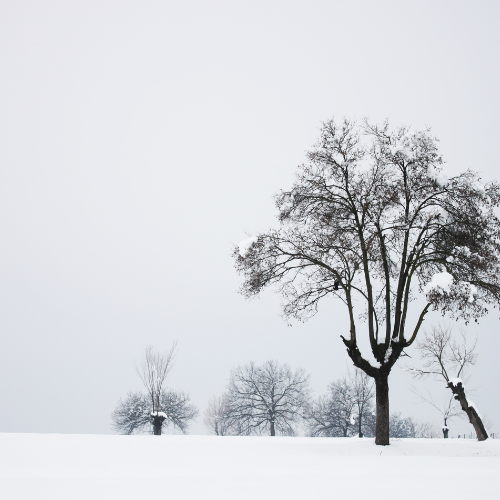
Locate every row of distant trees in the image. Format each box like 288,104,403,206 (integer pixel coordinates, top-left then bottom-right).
112,325,484,438
203,360,440,439
203,361,373,438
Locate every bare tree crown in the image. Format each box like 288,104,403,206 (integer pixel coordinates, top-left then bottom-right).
234,118,500,371
233,117,500,444
138,343,177,414
223,360,311,436
409,325,477,383
409,325,487,440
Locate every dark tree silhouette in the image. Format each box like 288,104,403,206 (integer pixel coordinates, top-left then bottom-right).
233,118,500,444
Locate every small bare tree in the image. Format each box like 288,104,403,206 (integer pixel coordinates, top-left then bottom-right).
138,344,177,434
204,396,224,436
408,325,488,441
306,368,374,437
410,388,462,438
351,369,375,438
223,360,310,436
389,413,416,438
203,396,240,436
307,377,356,437
112,389,198,435
112,343,198,435
414,419,441,439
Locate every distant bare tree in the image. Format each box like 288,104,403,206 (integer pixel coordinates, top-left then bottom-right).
112,389,198,435
408,325,488,441
389,413,416,438
203,396,241,436
306,368,375,438
351,369,375,437
223,360,310,436
307,376,356,437
112,343,198,435
138,344,176,434
410,387,462,438
204,396,225,436
388,414,440,438
414,419,441,439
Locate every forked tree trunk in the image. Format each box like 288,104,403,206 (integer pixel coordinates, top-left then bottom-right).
151,414,166,436
342,337,394,445
375,374,390,445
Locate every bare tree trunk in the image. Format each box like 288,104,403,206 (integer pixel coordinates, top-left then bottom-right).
447,381,488,441
151,414,165,436
270,420,275,436
375,374,389,445
442,417,449,439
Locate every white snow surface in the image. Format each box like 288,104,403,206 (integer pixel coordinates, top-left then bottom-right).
428,165,449,186
151,411,168,418
0,434,499,499
464,282,478,303
424,271,454,295
238,235,258,257
468,401,481,417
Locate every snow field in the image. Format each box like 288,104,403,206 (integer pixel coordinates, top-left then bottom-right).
0,434,498,500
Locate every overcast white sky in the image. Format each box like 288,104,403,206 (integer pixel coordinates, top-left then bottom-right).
1,0,499,436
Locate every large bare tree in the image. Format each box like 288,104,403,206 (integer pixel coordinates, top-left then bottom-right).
233,118,500,444
222,360,310,436
408,325,488,440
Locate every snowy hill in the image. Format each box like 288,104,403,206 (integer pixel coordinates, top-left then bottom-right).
0,434,498,499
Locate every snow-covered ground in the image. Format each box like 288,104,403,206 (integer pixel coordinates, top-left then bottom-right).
0,434,498,499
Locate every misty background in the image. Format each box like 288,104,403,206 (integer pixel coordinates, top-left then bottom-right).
0,0,499,435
